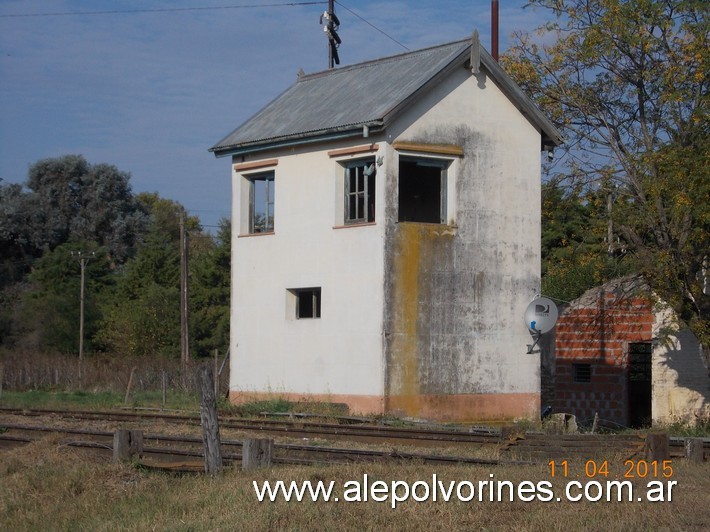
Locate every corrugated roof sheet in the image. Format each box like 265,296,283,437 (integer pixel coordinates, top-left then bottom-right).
211,40,470,154
211,38,561,156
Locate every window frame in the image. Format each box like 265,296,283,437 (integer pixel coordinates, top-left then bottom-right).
247,171,275,234
288,287,322,319
343,158,376,225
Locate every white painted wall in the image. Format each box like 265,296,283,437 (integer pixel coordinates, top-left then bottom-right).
230,146,387,398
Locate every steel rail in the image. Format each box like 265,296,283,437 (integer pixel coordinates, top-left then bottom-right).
0,423,523,467
0,406,501,446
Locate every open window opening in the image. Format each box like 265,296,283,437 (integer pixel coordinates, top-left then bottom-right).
289,287,321,319
398,158,448,223
344,159,376,224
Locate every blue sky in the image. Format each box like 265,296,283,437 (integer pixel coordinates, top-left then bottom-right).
0,1,551,230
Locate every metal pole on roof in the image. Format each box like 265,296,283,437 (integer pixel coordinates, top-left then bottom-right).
491,0,499,62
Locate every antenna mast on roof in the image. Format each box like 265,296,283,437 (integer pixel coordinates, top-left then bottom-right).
320,0,341,68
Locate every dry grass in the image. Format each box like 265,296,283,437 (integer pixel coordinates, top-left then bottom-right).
1,437,709,531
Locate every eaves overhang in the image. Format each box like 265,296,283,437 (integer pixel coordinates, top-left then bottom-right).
210,120,386,158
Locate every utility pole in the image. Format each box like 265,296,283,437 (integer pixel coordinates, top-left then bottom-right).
180,211,190,369
72,251,94,382
320,0,341,68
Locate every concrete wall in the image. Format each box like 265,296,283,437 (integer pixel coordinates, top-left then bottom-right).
382,66,542,422
229,144,387,414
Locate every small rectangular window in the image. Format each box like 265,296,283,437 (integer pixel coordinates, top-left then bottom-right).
248,172,274,233
398,157,448,223
289,288,321,319
344,160,376,224
573,363,592,383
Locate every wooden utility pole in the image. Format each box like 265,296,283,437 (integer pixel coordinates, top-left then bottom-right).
328,0,335,68
72,251,94,383
180,212,189,368
321,0,340,68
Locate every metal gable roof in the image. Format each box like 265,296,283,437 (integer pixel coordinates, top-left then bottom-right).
210,38,561,157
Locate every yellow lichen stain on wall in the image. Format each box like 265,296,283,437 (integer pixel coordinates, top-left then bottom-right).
388,223,455,416
390,223,421,415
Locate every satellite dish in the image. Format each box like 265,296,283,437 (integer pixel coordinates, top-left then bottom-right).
524,297,558,334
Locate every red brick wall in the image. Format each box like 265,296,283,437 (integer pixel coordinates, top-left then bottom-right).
554,292,653,426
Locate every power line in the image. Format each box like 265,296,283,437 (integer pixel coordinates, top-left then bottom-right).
0,0,409,57
0,2,326,18
335,1,409,51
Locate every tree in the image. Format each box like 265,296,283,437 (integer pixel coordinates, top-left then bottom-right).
190,218,231,357
18,155,147,261
504,0,709,339
95,195,205,358
20,241,112,353
0,182,37,287
541,182,635,301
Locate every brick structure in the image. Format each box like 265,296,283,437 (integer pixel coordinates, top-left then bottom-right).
548,276,710,428
553,277,654,427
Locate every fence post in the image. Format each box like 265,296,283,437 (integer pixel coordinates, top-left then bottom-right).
130,430,144,458
113,429,143,462
199,363,223,475
0,363,4,399
646,433,670,462
242,439,274,471
113,429,131,462
684,438,704,463
124,366,137,404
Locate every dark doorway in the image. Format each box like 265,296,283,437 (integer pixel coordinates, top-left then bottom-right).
627,342,652,428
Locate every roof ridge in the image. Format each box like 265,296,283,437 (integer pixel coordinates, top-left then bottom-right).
298,38,471,82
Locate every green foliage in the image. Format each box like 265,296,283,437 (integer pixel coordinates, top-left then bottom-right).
98,283,180,357
96,201,184,357
1,156,233,358
541,182,634,302
189,219,231,357
504,0,709,339
20,242,112,353
24,155,147,260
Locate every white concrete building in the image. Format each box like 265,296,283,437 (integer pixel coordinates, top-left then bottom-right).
210,37,561,422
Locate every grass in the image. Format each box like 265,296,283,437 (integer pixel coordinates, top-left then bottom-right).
1,438,709,531
0,390,202,412
1,390,362,420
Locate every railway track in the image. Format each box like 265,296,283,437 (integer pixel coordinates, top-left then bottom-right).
1,407,706,467
0,406,500,448
0,422,514,470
